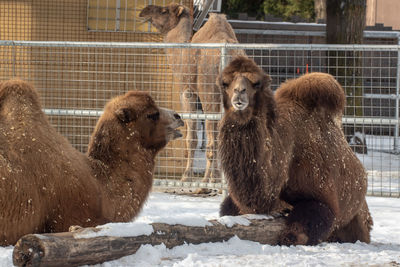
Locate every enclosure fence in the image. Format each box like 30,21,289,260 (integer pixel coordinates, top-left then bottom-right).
0,40,399,197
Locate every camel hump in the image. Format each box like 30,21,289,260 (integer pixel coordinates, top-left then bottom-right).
192,13,238,43
275,72,345,115
0,79,42,110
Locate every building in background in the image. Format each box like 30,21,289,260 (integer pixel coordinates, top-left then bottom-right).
366,0,400,31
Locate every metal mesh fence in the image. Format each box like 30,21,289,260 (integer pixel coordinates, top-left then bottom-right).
0,41,399,197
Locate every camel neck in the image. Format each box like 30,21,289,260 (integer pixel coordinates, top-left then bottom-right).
164,16,192,43
87,147,155,221
219,115,287,213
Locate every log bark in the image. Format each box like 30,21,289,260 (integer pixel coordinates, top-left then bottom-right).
12,217,286,267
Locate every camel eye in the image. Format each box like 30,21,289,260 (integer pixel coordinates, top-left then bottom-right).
147,112,160,121
222,82,229,88
253,81,261,89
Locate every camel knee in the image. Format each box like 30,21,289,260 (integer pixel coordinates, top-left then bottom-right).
279,200,335,246
181,89,199,111
206,145,217,160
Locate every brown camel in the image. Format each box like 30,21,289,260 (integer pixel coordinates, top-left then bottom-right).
0,79,183,246
217,57,372,245
139,4,245,182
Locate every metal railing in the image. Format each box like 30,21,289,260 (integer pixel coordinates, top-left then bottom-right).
0,40,399,197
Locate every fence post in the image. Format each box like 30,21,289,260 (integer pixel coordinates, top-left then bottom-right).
12,41,16,77
220,45,228,197
395,40,400,152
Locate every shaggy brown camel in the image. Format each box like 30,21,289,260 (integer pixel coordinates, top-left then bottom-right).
0,79,183,246
139,4,245,182
218,57,372,245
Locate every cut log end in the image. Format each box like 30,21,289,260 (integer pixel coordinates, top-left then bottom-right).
13,235,45,267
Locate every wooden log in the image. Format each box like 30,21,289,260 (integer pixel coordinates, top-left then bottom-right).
13,217,286,267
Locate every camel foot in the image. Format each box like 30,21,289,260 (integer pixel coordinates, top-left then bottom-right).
181,171,194,182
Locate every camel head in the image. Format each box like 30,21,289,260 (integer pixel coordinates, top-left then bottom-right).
139,3,190,34
217,56,273,123
91,91,184,156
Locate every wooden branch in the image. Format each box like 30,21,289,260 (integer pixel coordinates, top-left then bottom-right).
13,217,286,267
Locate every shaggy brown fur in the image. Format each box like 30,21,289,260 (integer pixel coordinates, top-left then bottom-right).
218,57,373,245
140,4,245,182
0,79,183,246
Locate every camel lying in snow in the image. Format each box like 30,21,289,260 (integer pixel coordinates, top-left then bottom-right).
218,57,372,245
0,79,183,246
139,4,245,182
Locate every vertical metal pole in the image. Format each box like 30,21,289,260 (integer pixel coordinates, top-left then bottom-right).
395,38,400,151
220,45,228,198
12,42,16,77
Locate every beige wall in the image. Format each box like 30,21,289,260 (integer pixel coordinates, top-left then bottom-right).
366,0,400,30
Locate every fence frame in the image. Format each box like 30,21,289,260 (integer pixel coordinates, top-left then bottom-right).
1,40,399,195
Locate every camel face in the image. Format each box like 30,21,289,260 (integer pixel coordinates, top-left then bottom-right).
218,57,271,122
139,4,188,34
109,91,184,151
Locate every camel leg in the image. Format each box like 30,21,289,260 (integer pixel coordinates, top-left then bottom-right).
279,199,335,246
220,195,240,216
329,199,372,243
181,89,199,182
202,119,220,183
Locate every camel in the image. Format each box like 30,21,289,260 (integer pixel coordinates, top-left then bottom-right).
217,57,373,245
0,79,184,246
139,4,245,182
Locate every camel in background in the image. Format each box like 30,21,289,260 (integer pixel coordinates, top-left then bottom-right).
139,4,245,182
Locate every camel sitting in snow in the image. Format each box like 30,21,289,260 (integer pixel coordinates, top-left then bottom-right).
0,79,183,246
139,4,245,182
218,57,372,245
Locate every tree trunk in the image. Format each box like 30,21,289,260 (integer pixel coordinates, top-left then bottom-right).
13,217,286,267
326,0,366,148
314,0,326,23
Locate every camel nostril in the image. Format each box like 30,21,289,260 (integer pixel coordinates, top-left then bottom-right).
174,113,181,120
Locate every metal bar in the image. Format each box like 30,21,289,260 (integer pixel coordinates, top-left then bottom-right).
1,40,399,51
115,0,120,31
153,179,227,189
233,29,400,39
395,43,400,151
342,117,399,125
42,108,399,126
364,94,399,100
193,0,215,31
219,45,228,197
43,109,223,120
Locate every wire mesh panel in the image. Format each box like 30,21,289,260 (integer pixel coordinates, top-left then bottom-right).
0,41,399,196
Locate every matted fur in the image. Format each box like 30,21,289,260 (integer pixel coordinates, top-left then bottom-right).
218,57,372,245
0,80,183,245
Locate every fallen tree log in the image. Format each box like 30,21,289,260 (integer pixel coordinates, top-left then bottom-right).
13,216,286,267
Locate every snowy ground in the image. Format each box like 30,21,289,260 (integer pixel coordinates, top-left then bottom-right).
1,192,400,267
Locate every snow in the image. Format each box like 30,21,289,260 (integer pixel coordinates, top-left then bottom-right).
74,222,154,239
1,192,400,267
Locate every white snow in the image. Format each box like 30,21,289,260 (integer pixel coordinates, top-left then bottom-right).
2,192,400,267
74,222,154,239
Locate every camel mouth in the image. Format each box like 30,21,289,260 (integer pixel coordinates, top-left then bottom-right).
232,101,248,111
160,108,184,141
139,16,151,23
173,129,183,139
170,118,184,140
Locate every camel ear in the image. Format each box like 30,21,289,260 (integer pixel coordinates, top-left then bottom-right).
177,6,185,16
216,74,228,90
115,108,136,123
173,5,185,17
